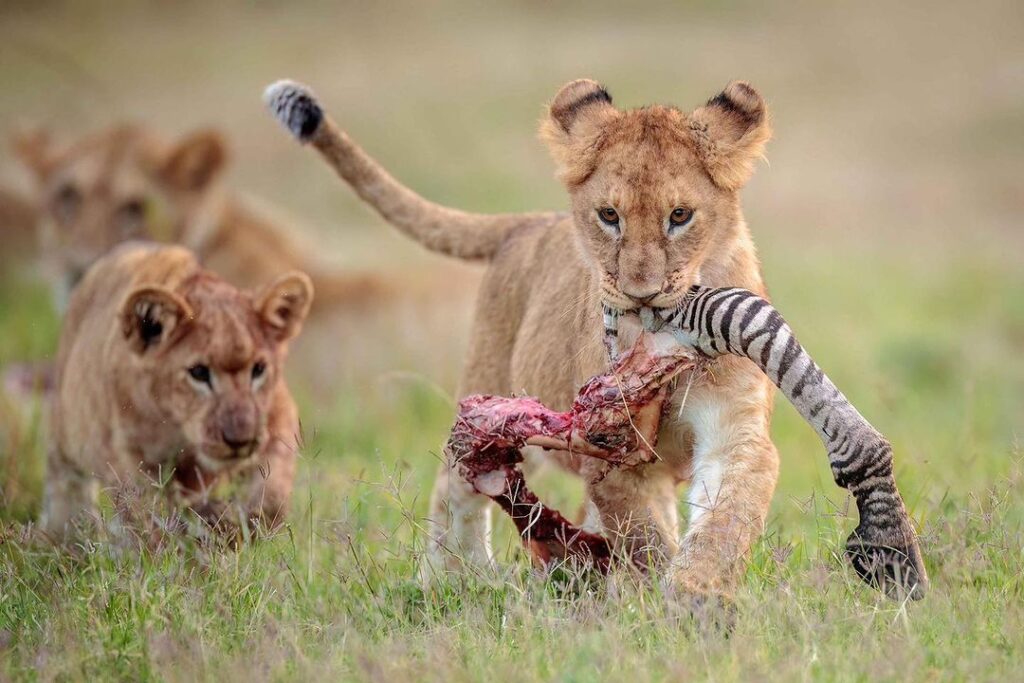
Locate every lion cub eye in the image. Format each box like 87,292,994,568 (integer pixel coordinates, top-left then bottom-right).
187,364,212,386
251,362,266,381
52,183,81,224
118,198,147,236
597,207,620,226
668,207,695,233
597,207,621,237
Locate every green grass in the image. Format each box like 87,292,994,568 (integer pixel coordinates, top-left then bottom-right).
1,247,1023,681
1,1,1023,679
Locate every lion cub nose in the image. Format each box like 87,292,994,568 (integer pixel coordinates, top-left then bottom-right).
220,411,258,455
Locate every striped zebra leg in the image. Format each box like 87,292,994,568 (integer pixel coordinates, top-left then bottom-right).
602,303,620,360
659,286,927,599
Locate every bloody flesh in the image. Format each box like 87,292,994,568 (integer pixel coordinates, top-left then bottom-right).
446,332,695,570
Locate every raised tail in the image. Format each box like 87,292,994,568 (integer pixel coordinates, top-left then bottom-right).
263,80,563,261
659,287,928,600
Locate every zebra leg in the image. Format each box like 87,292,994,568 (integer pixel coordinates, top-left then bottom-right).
668,364,779,600
602,303,620,361
672,287,927,599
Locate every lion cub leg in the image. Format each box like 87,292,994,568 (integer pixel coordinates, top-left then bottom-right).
243,434,299,531
584,461,681,569
169,438,297,536
421,455,497,581
669,376,779,601
41,448,99,539
422,271,524,583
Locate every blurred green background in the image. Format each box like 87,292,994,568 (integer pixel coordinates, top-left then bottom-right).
0,1,1022,679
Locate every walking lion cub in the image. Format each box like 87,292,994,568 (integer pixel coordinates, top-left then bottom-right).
43,242,312,538
263,78,925,602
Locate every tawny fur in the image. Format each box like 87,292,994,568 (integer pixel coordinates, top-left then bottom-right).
43,242,312,538
11,124,390,313
268,78,776,600
0,184,39,264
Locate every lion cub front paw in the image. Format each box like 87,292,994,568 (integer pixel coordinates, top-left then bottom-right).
663,571,737,633
188,500,260,545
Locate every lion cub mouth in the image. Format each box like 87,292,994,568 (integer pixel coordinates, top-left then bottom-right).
601,289,696,360
194,449,255,473
601,284,688,315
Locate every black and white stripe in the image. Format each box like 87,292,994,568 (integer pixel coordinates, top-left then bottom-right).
659,286,891,488
602,303,620,360
612,286,927,598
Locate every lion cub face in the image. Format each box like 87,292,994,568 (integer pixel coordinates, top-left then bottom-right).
121,270,312,470
13,125,228,307
540,80,771,311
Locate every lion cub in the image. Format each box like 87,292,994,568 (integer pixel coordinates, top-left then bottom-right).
43,242,312,538
11,124,384,313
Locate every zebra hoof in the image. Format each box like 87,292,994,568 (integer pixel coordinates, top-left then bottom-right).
845,531,928,600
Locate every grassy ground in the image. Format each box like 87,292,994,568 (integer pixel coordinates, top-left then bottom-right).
1,1,1023,681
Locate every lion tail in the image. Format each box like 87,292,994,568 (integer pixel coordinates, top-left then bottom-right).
264,80,561,261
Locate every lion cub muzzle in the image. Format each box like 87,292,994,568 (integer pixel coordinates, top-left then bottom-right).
217,403,260,458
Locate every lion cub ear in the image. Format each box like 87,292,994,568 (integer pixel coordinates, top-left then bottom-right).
688,81,771,191
121,287,193,354
540,79,619,186
160,129,229,192
256,272,314,343
11,127,57,179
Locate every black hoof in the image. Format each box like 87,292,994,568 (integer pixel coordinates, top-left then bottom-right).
845,535,927,600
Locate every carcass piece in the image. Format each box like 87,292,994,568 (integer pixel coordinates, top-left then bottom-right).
447,332,695,569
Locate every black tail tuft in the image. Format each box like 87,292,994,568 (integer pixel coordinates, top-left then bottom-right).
263,80,324,142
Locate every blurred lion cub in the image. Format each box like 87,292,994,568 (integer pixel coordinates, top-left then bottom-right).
44,242,312,538
12,124,382,312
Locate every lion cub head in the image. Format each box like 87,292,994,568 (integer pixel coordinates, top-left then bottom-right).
120,266,312,471
540,80,771,311
13,125,228,307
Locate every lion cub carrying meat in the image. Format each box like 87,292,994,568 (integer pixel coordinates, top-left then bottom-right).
264,78,923,601
44,242,312,538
